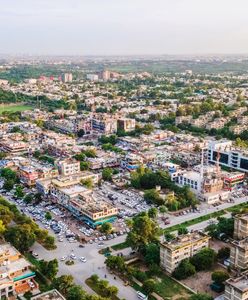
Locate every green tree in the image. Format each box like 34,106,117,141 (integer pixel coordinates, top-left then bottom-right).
148,207,158,219
67,285,86,300
24,193,33,204
4,224,36,252
3,179,14,191
172,259,196,280
80,161,90,171
100,222,113,234
53,275,74,296
106,285,118,297
1,168,18,182
0,205,14,225
44,235,56,249
142,279,156,295
47,259,59,280
80,178,93,189
178,226,188,235
90,274,99,285
190,248,217,271
144,243,160,265
102,168,113,181
211,270,229,285
0,220,6,235
144,189,164,206
105,255,126,273
45,212,52,220
126,212,160,250
159,205,168,217
15,185,24,198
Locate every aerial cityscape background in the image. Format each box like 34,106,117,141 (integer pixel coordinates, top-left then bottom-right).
1,1,248,300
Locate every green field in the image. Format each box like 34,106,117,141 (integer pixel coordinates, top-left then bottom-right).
0,104,33,114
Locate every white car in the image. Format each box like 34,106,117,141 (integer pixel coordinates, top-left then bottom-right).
80,257,87,263
60,256,66,261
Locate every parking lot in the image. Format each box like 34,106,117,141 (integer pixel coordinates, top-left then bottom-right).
95,182,151,218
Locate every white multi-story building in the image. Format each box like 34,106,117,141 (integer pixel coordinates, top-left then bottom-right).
208,140,248,173
160,231,210,273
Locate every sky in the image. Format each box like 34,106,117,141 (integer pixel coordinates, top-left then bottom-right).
1,0,248,56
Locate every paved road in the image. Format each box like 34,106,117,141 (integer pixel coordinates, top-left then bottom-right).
31,235,136,300
160,195,248,229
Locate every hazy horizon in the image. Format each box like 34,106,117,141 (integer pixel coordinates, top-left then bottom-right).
1,0,248,56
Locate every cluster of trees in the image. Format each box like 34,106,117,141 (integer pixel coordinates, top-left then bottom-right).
126,211,161,250
0,196,56,251
80,178,94,189
102,168,113,182
74,150,97,171
88,274,119,298
98,135,118,145
173,248,217,280
205,217,234,239
131,167,198,211
37,259,59,280
53,275,110,300
1,167,20,191
33,150,55,165
102,143,123,153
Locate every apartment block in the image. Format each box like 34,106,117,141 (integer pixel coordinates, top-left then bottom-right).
117,118,136,132
234,214,248,240
0,243,38,299
92,115,117,134
225,272,248,300
160,231,210,273
57,159,80,176
230,239,248,270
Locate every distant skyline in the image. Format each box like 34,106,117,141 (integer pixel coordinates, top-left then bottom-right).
1,0,248,56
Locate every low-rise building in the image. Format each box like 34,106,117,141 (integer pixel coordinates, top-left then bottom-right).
234,214,248,240
31,289,65,300
68,192,118,227
0,243,38,299
160,231,210,273
57,159,80,176
230,238,248,270
117,118,136,132
225,271,248,300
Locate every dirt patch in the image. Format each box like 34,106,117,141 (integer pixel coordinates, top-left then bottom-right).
210,239,230,253
181,265,227,297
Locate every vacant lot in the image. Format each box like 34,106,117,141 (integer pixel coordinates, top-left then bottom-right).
0,104,33,114
181,265,227,298
130,261,192,300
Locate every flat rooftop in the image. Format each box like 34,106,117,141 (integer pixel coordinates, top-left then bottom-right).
31,289,65,300
226,273,248,292
161,232,210,250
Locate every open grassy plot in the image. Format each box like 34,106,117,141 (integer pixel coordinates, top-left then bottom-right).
152,272,192,300
0,104,33,114
130,261,192,300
